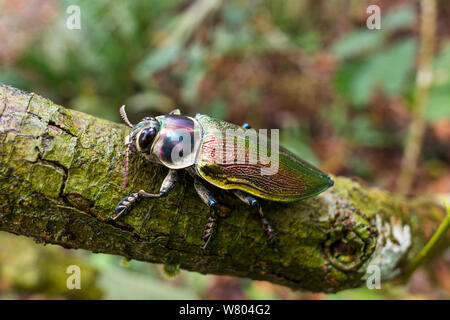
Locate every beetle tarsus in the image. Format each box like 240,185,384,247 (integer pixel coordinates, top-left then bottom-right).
260,215,280,252
112,193,140,220
255,203,279,252
201,208,217,250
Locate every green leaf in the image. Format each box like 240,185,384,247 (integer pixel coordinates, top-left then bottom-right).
433,41,450,84
136,43,181,79
426,86,450,122
331,30,384,59
346,39,416,106
425,41,450,122
349,55,384,106
383,5,416,32
380,39,416,95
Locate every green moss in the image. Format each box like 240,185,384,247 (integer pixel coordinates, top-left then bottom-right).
163,263,181,277
64,164,107,202
49,106,79,137
28,95,58,124
19,113,47,137
30,162,65,199
41,126,77,169
93,183,123,218
10,136,40,162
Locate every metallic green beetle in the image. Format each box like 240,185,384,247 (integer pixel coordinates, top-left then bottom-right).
113,106,334,250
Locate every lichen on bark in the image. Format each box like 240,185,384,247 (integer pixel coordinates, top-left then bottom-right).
0,84,448,292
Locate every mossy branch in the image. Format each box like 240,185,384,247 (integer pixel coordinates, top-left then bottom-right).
0,84,448,293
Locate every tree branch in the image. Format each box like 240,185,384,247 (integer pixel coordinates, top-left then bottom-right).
0,84,448,293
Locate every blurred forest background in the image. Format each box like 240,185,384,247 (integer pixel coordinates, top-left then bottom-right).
0,0,449,299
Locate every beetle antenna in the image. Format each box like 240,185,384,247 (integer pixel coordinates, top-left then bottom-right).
120,105,133,128
122,142,131,190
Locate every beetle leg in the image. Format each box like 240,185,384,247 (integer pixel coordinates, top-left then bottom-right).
193,179,219,250
233,190,279,251
112,170,178,224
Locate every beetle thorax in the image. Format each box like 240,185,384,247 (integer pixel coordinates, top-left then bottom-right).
149,115,203,169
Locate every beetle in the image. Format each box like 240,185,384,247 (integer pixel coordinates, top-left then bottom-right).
112,106,334,250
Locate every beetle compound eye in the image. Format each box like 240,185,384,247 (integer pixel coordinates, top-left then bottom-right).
138,127,156,151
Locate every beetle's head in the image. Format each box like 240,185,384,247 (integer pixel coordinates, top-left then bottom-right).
120,106,160,153
119,105,161,189
129,117,160,154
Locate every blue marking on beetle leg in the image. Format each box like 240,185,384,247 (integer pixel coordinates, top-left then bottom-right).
208,198,217,208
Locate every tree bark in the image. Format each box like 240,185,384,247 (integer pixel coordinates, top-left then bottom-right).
0,84,448,293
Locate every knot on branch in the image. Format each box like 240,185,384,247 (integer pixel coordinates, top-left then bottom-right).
323,194,378,271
